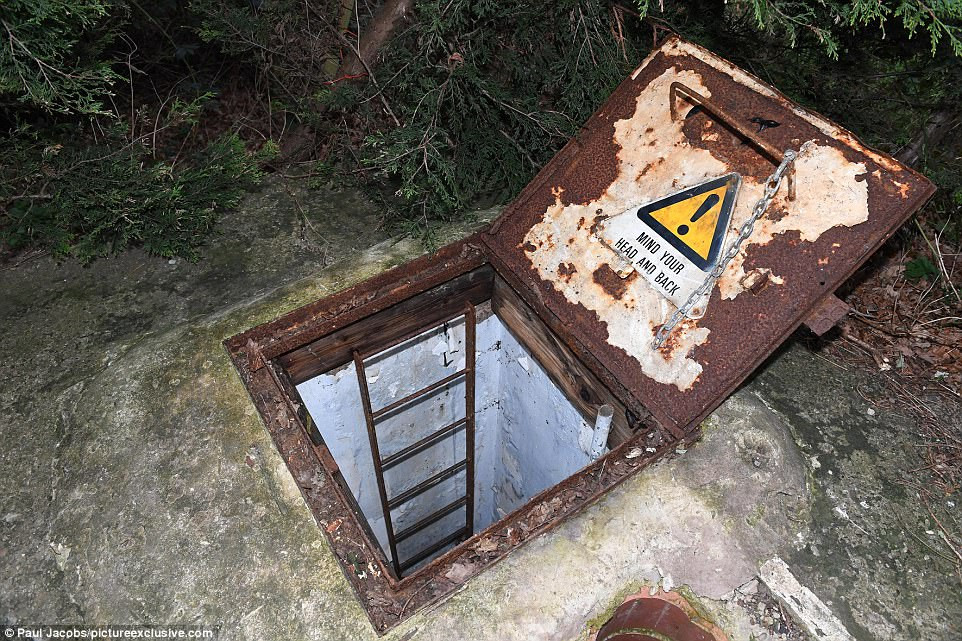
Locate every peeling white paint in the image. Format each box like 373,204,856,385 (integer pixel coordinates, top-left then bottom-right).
523,68,719,390
767,147,869,244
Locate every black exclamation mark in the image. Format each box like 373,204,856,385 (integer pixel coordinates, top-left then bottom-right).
677,193,720,236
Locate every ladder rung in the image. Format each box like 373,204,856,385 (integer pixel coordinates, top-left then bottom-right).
395,496,467,542
381,418,467,470
387,460,466,511
372,369,466,421
399,526,470,573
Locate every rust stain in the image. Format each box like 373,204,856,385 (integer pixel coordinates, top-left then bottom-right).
637,156,665,179
520,66,733,391
592,264,637,299
656,316,702,364
767,207,789,223
558,262,578,282
589,214,608,236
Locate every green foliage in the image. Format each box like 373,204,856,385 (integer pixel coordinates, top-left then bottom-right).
191,0,341,108
905,255,939,280
0,0,121,114
920,146,962,247
0,0,268,261
710,1,962,58
1,130,261,261
358,0,647,224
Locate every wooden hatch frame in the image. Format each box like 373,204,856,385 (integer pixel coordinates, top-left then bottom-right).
226,238,680,633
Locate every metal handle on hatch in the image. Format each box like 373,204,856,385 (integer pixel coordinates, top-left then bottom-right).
669,81,796,201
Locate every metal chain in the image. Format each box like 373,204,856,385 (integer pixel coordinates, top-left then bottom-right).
652,147,802,349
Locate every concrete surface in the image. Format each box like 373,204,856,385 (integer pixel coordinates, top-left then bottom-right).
1,178,959,640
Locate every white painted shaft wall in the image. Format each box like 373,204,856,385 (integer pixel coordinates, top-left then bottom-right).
296,303,597,566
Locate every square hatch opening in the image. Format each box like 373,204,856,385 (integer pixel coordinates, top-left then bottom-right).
226,254,670,632
296,288,605,578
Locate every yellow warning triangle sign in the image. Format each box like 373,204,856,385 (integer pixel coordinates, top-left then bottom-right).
637,174,740,270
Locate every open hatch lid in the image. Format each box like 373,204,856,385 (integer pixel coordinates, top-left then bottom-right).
481,36,935,435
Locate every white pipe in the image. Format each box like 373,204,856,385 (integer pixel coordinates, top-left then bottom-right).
589,404,615,458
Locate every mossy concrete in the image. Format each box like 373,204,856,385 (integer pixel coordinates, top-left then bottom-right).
1,179,958,640
749,344,962,641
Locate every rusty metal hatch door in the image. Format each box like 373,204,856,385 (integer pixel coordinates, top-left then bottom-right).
481,36,935,435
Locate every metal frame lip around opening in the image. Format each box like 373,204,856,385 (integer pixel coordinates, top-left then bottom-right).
480,34,936,437
224,239,672,634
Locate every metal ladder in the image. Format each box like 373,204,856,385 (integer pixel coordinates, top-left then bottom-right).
352,303,476,577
